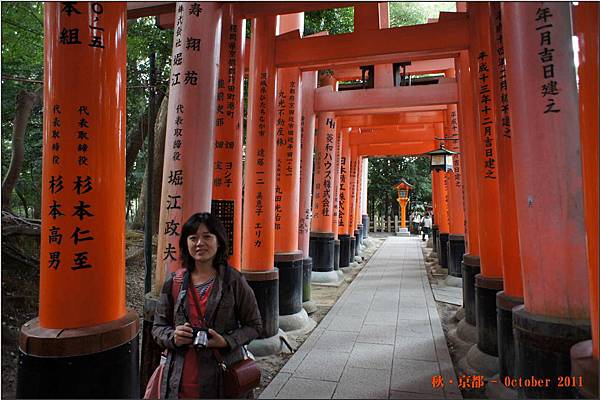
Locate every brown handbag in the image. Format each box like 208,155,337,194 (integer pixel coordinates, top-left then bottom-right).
213,348,262,398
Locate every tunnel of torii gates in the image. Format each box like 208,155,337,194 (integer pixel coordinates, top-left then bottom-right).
14,1,597,399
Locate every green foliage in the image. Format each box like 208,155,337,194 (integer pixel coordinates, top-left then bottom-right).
389,2,456,27
368,156,432,217
304,7,354,36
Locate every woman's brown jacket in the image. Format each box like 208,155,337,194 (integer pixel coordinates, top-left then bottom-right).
152,263,262,398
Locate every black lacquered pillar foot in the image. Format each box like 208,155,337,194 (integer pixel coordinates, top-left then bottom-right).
301,257,312,302
339,235,351,268
17,310,140,399
513,306,591,399
432,224,439,248
447,234,465,277
309,232,335,272
275,251,304,317
353,229,360,256
357,224,364,246
350,237,356,262
496,291,523,381
475,274,503,356
462,254,481,326
361,215,369,238
333,240,340,271
140,295,163,394
438,232,449,269
244,270,279,338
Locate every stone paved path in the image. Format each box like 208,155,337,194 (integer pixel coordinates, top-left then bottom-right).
259,236,462,399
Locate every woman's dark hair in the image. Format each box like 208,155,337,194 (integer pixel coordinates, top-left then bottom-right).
179,212,229,272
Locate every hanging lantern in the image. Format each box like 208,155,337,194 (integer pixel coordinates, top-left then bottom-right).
424,144,458,172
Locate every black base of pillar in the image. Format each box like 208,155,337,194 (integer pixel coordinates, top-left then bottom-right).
302,257,312,302
432,225,439,253
309,232,335,272
362,215,369,238
244,270,279,338
496,291,523,381
438,233,449,269
513,305,591,399
17,310,140,399
570,340,599,399
462,254,480,326
475,274,503,356
357,224,364,246
275,251,304,316
447,234,465,277
339,235,351,268
140,295,163,394
354,230,360,256
333,239,340,271
350,237,356,262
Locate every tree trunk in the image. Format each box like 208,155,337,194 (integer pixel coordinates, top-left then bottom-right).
2,88,42,211
125,91,165,178
133,92,168,231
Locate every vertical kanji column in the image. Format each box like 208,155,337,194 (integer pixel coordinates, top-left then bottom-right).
242,15,281,353
444,97,467,282
353,153,363,255
17,3,138,398
212,4,245,270
347,145,359,259
456,51,482,329
503,3,591,397
154,2,222,290
570,4,599,399
434,122,451,270
489,3,524,383
298,71,318,312
273,13,309,331
331,123,343,276
338,128,352,269
309,107,339,283
361,157,370,239
468,2,504,362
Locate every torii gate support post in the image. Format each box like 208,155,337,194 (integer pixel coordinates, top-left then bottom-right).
142,2,222,388
348,145,359,261
570,3,599,398
489,3,524,383
444,99,466,280
242,15,281,355
456,50,482,328
331,122,343,275
353,153,363,254
338,128,352,269
468,2,504,362
503,3,591,398
273,13,308,332
212,4,245,271
361,158,370,239
430,168,441,252
17,3,139,398
298,71,318,312
434,122,451,270
309,108,339,283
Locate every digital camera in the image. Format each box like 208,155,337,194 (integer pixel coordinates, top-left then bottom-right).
191,327,210,349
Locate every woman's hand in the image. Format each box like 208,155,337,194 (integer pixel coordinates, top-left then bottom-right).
207,328,229,348
173,323,194,347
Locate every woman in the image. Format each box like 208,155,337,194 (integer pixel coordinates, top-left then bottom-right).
421,213,433,241
152,212,262,398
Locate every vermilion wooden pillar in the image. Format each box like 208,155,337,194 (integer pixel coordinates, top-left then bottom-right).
338,128,352,268
273,13,305,330
241,15,280,348
155,3,222,289
212,4,245,271
331,123,343,274
468,2,504,359
298,71,318,309
361,157,370,238
17,3,139,398
309,106,339,282
456,51,481,327
434,122,451,269
503,3,591,397
488,3,524,382
348,145,359,260
353,153,363,254
571,4,599,397
444,98,467,280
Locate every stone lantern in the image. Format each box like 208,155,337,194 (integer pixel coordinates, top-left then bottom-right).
394,179,414,236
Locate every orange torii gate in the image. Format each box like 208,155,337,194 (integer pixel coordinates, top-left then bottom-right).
18,3,597,399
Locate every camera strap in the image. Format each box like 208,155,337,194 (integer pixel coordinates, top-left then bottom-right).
188,273,207,328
